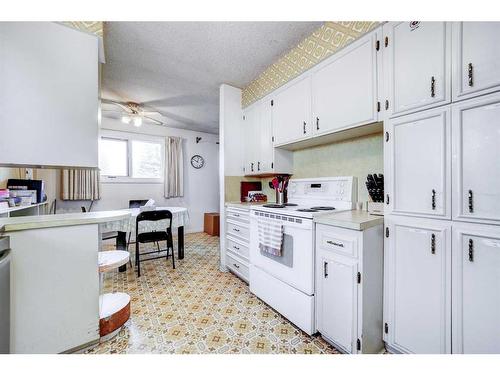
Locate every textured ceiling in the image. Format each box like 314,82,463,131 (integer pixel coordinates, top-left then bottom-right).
101,22,323,134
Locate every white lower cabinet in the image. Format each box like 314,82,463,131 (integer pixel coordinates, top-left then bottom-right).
315,223,384,354
225,206,251,282
452,222,500,353
384,215,452,354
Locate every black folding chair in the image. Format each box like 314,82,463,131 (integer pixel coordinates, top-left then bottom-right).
135,210,175,277
126,200,150,251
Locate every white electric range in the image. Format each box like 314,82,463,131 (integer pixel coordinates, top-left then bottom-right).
249,177,357,335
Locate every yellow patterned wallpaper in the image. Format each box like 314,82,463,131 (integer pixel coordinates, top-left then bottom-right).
242,21,379,107
62,21,103,37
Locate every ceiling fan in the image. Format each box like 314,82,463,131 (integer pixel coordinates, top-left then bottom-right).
100,99,164,127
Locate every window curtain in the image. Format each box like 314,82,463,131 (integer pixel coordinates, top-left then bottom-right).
164,136,184,198
60,168,100,200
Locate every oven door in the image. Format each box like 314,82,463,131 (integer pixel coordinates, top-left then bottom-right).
250,211,314,295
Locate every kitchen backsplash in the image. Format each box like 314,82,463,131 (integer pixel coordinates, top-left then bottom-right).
225,133,383,204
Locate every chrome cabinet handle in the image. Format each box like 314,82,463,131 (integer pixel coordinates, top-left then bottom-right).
324,261,328,278
431,233,436,254
233,228,240,232
431,76,436,97
233,245,240,250
233,213,240,217
468,190,474,213
257,161,260,171
468,239,474,262
233,263,240,269
468,63,473,86
251,162,254,172
432,189,436,210
316,117,320,130
303,121,306,134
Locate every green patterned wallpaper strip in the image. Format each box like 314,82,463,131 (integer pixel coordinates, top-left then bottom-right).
241,21,379,107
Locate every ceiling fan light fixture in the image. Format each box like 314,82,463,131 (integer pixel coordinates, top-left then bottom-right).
121,115,131,124
132,116,143,127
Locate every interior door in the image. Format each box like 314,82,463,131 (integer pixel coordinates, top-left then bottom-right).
385,216,451,353
311,32,378,135
452,92,500,224
317,251,358,353
452,223,500,354
272,77,311,145
453,22,500,101
388,107,451,218
384,22,451,118
259,100,274,172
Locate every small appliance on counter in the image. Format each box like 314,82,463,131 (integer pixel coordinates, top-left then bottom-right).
7,179,46,204
247,191,267,202
365,173,384,216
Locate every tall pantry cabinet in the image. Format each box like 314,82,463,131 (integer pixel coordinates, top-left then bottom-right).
382,21,500,354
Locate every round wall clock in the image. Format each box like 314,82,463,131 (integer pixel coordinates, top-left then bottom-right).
190,155,205,169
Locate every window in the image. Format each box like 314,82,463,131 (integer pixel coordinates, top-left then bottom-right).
131,140,162,178
100,138,128,176
99,135,164,183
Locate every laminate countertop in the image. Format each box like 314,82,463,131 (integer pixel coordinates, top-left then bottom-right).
314,210,384,231
225,202,266,209
0,211,131,232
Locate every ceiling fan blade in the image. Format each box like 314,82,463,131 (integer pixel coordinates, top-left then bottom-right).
143,115,164,126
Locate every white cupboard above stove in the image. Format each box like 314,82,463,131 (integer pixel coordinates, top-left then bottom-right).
383,215,452,354
452,92,500,225
311,31,380,136
383,22,451,118
452,222,500,354
272,76,312,146
452,22,500,102
385,106,451,219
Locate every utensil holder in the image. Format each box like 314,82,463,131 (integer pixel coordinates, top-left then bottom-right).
276,191,285,205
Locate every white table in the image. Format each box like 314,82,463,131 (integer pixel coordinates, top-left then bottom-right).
101,207,189,261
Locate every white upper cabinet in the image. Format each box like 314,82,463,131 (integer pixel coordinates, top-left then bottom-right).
272,77,312,146
452,22,500,101
242,105,259,174
0,22,99,168
311,32,379,135
452,222,500,354
386,107,451,219
452,92,500,225
384,216,451,354
383,22,451,118
259,101,274,172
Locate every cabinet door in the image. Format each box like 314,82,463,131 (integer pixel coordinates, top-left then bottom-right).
312,32,378,135
384,22,451,118
386,107,451,218
272,77,311,145
242,105,259,175
452,92,500,224
259,100,274,172
453,22,500,101
452,223,500,353
316,251,358,353
384,216,451,353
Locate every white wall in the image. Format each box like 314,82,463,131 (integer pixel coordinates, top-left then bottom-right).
57,117,220,233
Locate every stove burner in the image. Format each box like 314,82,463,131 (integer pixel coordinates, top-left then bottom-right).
310,206,336,211
284,203,298,206
296,209,318,212
263,204,286,208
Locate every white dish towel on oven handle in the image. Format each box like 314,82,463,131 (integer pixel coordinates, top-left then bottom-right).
257,217,284,257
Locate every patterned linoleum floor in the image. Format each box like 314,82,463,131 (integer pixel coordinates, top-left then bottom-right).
85,232,338,354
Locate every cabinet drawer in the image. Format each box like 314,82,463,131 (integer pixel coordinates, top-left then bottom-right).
226,253,249,282
226,220,249,241
317,227,358,258
226,208,249,223
226,237,249,259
